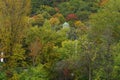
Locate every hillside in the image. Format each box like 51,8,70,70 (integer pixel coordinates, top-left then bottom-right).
0,0,120,80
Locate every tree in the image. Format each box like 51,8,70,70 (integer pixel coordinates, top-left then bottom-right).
31,0,54,15
58,0,100,21
112,42,120,80
0,0,30,68
89,0,120,79
19,64,49,80
90,0,120,43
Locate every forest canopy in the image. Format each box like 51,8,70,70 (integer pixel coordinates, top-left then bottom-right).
0,0,120,80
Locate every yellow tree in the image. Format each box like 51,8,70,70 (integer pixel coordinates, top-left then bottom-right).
99,0,109,6
0,0,30,68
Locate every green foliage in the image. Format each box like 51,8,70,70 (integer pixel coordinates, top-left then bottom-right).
53,13,65,24
56,40,78,59
88,1,120,79
36,5,56,15
20,64,49,80
58,0,99,21
31,0,53,14
1,0,120,80
9,44,26,68
90,0,120,43
42,12,51,19
9,72,20,80
111,42,120,79
0,0,30,69
0,69,6,80
31,14,45,26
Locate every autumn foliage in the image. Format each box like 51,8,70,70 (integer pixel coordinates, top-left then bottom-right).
0,0,120,80
66,13,78,21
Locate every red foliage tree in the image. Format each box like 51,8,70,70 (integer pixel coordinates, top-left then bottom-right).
66,13,78,21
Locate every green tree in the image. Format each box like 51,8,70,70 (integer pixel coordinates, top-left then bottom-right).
58,0,100,21
90,0,120,43
19,64,49,80
0,0,30,69
31,0,54,14
89,0,120,79
111,42,120,80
